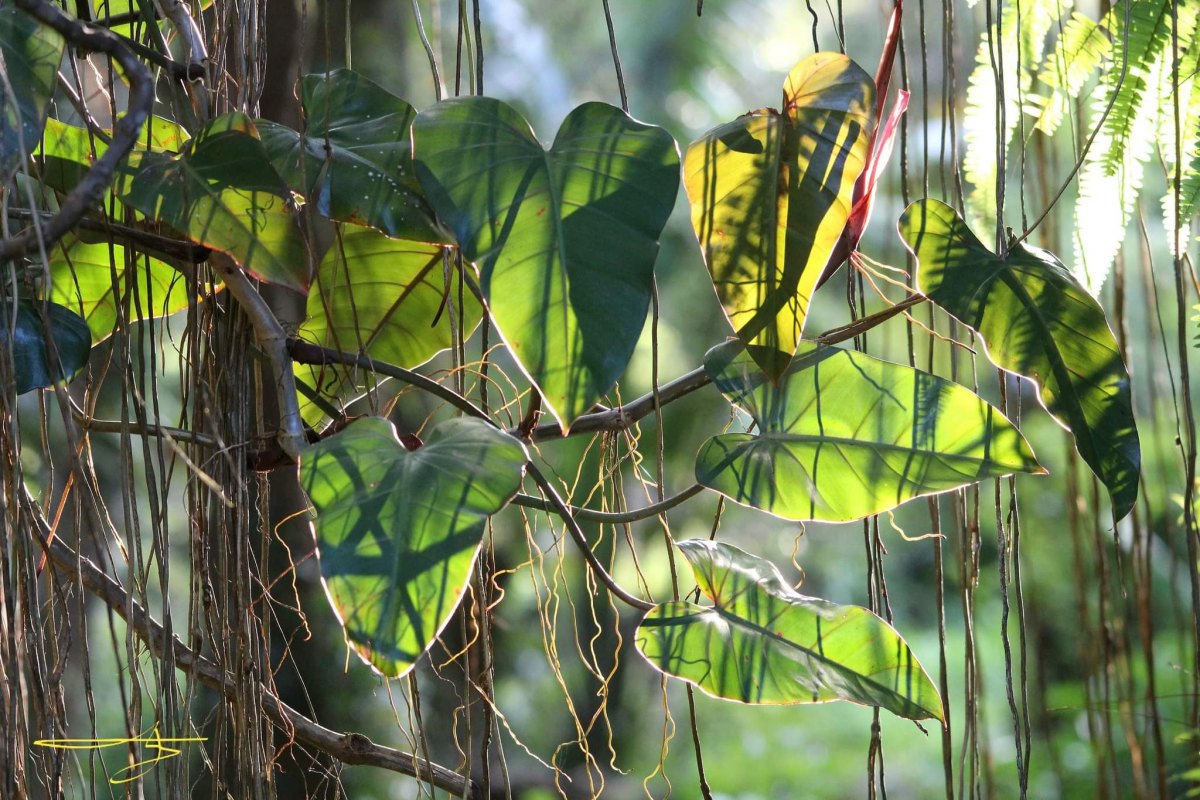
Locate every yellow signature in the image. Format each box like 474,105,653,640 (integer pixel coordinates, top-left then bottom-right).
34,724,205,784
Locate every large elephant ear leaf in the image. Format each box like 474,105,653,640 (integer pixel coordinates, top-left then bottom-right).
898,198,1140,522
0,5,64,182
635,539,944,722
695,339,1044,522
48,236,199,343
412,98,680,431
121,113,310,291
295,225,480,427
256,69,446,243
684,53,873,378
299,416,527,678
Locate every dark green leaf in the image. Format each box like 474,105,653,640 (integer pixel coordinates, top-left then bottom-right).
257,69,446,242
0,5,64,181
121,113,309,291
299,416,527,677
1,299,91,394
412,98,680,430
683,53,873,377
296,225,480,426
899,198,1140,521
635,539,944,721
695,339,1044,522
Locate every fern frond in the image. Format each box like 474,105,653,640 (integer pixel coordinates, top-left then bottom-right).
1032,11,1112,136
1075,49,1163,294
962,0,1067,233
1101,0,1173,176
1161,6,1200,248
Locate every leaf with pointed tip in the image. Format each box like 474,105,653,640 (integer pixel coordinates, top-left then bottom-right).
636,539,944,721
683,53,873,377
1,299,91,394
120,113,309,291
695,339,1044,522
412,98,679,430
257,69,446,243
299,416,527,678
0,5,64,182
48,236,198,343
295,225,480,427
898,198,1140,522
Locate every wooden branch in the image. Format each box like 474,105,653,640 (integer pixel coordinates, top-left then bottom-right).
23,491,481,799
4,208,212,264
154,0,209,114
1,0,154,260
523,295,925,443
211,255,309,462
287,339,492,422
510,483,704,523
115,31,206,82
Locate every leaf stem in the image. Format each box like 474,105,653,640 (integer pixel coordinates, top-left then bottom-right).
524,465,655,612
510,483,704,523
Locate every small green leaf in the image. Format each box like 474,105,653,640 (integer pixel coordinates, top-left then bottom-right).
684,53,873,377
299,416,527,678
412,98,680,430
1,299,91,394
695,340,1043,522
257,69,446,242
48,236,197,343
636,539,944,721
296,225,480,426
1,5,65,181
120,113,309,291
899,198,1140,522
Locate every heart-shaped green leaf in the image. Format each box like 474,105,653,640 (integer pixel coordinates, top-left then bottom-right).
684,53,873,378
1,299,91,394
257,69,446,243
48,236,198,343
636,539,944,721
296,224,480,426
898,198,1140,522
412,98,680,430
1,5,64,181
38,116,189,194
121,113,309,291
299,416,527,677
695,340,1044,522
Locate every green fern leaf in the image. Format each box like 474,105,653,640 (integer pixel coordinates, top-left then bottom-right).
1032,11,1111,135
1075,50,1164,294
1101,0,1173,176
962,0,1064,233
1161,8,1200,245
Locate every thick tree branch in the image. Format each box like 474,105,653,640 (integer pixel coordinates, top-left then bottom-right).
115,32,206,82
1,0,153,260
5,208,212,264
287,339,492,422
211,254,308,461
23,491,481,799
